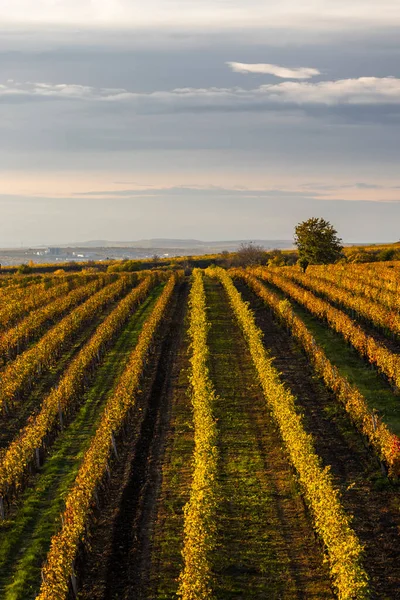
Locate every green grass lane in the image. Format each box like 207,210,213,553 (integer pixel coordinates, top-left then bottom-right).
147,320,194,600
0,285,164,600
204,277,332,600
258,278,400,436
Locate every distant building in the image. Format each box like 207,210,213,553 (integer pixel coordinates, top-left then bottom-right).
46,247,62,256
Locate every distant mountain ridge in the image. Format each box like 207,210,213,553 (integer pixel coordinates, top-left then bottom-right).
57,238,294,250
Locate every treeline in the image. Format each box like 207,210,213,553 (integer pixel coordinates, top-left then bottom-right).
3,243,400,277
222,244,400,268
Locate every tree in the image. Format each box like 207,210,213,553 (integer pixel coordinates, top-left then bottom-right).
267,249,286,267
294,217,343,270
18,263,33,274
234,242,267,267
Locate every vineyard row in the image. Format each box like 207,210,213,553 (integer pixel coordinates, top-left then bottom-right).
0,274,160,513
36,273,180,600
232,269,400,475
254,267,400,390
210,267,368,600
178,269,219,600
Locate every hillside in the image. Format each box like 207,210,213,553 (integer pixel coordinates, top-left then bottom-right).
0,263,400,598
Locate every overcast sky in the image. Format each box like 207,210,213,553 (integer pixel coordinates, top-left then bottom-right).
1,1,400,246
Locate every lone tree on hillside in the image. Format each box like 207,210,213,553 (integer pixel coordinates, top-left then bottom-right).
235,242,267,266
294,217,343,271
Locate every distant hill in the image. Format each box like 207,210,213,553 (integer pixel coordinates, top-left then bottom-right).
60,239,294,251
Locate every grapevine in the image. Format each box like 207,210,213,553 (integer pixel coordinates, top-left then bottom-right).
36,272,180,600
208,267,369,600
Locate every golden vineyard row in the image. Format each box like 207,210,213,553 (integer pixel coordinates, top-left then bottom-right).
0,275,114,362
254,268,400,390
0,274,159,505
354,262,400,290
209,267,368,600
232,269,400,475
326,262,400,294
36,273,179,600
281,268,400,337
0,275,135,412
178,269,219,600
0,272,104,330
285,264,400,312
0,273,65,298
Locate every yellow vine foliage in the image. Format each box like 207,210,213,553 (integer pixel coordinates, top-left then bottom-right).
0,272,103,331
0,274,159,502
287,264,400,312
0,275,116,361
344,262,400,294
178,269,219,600
254,267,400,392
281,268,400,337
0,275,135,412
232,269,400,476
36,272,180,600
207,267,369,600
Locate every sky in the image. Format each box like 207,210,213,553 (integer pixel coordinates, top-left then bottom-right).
1,1,400,246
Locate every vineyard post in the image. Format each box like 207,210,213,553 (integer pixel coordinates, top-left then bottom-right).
35,447,41,468
111,433,119,459
0,496,4,520
58,400,64,429
70,561,78,597
372,412,388,476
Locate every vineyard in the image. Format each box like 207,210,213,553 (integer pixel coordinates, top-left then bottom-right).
1,264,400,599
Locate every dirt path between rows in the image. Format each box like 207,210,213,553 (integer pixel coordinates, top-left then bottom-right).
77,280,190,600
0,290,162,600
206,278,333,600
237,280,400,599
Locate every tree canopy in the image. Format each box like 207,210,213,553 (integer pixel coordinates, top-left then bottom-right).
234,242,267,266
294,217,343,269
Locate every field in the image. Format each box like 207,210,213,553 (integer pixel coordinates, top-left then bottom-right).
1,263,400,599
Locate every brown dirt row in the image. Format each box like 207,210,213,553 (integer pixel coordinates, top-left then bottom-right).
236,280,400,599
77,279,191,600
205,278,333,600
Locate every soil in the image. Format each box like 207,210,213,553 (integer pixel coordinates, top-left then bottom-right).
77,279,191,600
237,280,400,599
205,278,333,600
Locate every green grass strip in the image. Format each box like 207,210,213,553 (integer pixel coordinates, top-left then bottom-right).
0,286,164,600
208,267,369,600
36,274,178,600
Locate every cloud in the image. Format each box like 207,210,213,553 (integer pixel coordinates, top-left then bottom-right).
69,185,317,199
1,0,400,30
1,77,400,120
2,189,400,248
0,81,127,101
261,77,400,105
60,183,400,204
227,62,321,79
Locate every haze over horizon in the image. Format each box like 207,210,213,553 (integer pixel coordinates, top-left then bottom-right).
1,0,400,246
